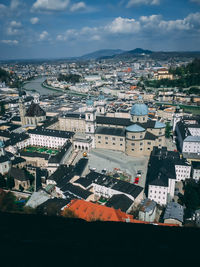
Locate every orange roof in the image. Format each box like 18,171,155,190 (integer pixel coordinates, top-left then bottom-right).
64,199,133,222
130,86,137,90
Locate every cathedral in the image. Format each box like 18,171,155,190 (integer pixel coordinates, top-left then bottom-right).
19,98,46,126
59,96,166,156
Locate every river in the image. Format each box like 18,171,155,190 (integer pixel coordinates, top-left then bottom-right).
23,76,58,95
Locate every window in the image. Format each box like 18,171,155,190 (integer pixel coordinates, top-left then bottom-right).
132,136,135,139
140,148,143,151
137,118,139,121
120,144,123,146
105,137,108,140
140,135,143,138
98,141,101,144
140,142,143,145
147,148,151,150
120,138,123,141
105,142,108,144
88,115,90,120
98,136,101,139
147,142,151,145
132,143,135,146
143,117,145,121
132,149,134,151
112,137,116,141
113,143,115,145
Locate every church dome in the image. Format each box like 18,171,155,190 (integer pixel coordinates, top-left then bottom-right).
126,124,145,132
86,99,94,107
130,103,148,116
0,140,4,148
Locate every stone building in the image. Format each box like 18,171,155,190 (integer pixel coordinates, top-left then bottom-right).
19,98,46,126
57,96,166,156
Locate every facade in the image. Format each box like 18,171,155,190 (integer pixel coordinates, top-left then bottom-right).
28,127,74,149
175,115,200,160
138,198,157,222
0,140,11,175
163,202,184,226
191,162,200,181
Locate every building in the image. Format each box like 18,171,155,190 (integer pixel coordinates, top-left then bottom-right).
19,99,46,126
9,167,31,190
58,96,166,157
175,115,200,160
145,147,178,205
64,199,134,222
191,162,200,181
0,140,11,175
138,198,157,223
28,127,74,149
163,202,184,226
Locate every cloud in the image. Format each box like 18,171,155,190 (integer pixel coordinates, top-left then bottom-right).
10,0,21,10
55,12,200,46
190,0,200,4
1,39,19,45
127,0,160,7
32,0,70,11
0,0,22,17
106,17,140,34
39,30,49,40
7,20,22,36
70,2,86,12
30,17,39,24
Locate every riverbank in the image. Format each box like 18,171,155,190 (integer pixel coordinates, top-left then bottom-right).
42,80,88,97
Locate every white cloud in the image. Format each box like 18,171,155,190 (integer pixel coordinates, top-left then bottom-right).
127,0,160,7
1,39,18,45
55,12,200,44
10,20,22,27
70,2,86,12
32,0,70,11
106,17,140,34
39,30,49,40
10,0,20,10
7,20,22,36
30,17,39,24
190,0,200,4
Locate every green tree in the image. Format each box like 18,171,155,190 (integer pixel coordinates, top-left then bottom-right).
0,190,17,212
165,122,172,138
0,174,6,188
6,176,15,189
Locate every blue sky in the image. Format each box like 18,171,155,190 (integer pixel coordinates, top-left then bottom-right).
0,0,200,60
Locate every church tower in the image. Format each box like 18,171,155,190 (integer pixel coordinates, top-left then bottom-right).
85,97,96,147
96,93,106,116
19,98,26,126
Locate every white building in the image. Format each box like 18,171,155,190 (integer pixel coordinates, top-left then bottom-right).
192,162,200,181
28,127,74,149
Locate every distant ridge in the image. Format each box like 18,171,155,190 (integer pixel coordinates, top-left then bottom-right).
80,49,124,60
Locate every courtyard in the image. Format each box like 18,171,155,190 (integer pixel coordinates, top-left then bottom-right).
87,148,149,188
23,146,59,155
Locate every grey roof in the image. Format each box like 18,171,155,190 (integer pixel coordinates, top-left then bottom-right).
184,136,200,142
9,167,30,181
84,171,143,199
163,202,184,223
139,198,157,213
28,127,74,139
96,116,132,127
95,126,125,137
25,190,50,208
105,194,133,212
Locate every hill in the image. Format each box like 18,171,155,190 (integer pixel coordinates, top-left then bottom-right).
80,49,124,60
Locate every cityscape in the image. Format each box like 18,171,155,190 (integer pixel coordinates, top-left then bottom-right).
0,0,200,263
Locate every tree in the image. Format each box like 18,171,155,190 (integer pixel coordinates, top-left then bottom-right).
165,122,172,138
6,176,15,189
0,174,6,188
62,208,77,218
0,190,17,212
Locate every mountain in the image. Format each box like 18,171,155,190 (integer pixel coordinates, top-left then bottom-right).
80,49,124,60
123,48,153,55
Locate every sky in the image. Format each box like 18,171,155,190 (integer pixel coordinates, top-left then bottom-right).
0,0,200,60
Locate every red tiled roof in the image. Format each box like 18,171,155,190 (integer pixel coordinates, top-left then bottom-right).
64,199,133,222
